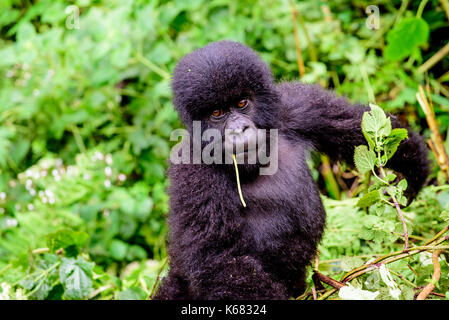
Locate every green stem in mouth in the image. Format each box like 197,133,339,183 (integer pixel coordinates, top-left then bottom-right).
232,153,247,208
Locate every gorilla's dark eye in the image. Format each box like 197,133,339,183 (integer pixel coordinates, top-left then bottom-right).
211,109,225,118
237,99,248,109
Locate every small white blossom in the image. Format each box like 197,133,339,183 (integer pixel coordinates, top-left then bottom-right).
27,204,34,211
379,264,401,300
46,69,55,81
105,154,113,165
0,192,6,200
6,218,18,227
45,189,54,198
8,180,17,188
25,179,33,189
0,283,11,300
29,189,36,197
96,151,104,161
104,179,111,188
105,166,112,176
118,174,126,182
339,284,379,300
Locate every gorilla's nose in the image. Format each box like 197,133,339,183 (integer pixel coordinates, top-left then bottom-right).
229,124,250,135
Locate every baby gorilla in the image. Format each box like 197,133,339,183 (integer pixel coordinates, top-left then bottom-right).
154,41,430,300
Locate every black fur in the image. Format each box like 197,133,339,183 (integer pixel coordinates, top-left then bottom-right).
154,41,430,300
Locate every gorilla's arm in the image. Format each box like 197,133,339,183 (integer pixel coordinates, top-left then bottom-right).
279,82,430,201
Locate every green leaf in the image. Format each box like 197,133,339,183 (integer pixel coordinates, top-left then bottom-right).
384,128,408,160
118,287,146,300
59,257,94,300
397,179,408,191
109,239,128,260
357,190,380,208
361,104,388,137
441,210,449,222
385,18,430,62
354,145,376,174
46,229,89,257
385,173,397,183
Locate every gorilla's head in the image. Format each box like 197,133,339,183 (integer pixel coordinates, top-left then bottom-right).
171,41,279,173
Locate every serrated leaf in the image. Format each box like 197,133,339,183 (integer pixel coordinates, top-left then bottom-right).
385,173,397,182
59,257,94,300
357,190,380,208
354,145,376,174
384,128,408,160
361,104,388,137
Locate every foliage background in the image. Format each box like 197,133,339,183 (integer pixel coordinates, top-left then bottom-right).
0,0,448,300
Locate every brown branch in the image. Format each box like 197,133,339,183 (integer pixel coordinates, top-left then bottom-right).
416,250,442,300
393,198,409,251
416,86,449,182
309,225,449,300
314,271,345,289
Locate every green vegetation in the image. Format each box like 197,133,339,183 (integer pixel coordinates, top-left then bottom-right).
0,0,448,300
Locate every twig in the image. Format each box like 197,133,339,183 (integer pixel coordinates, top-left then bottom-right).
149,258,168,299
392,198,409,251
32,248,50,254
416,250,442,300
416,0,430,18
418,42,449,74
296,10,317,62
89,284,113,299
313,271,345,289
289,0,306,77
311,286,317,300
440,0,449,23
416,86,449,181
232,154,247,207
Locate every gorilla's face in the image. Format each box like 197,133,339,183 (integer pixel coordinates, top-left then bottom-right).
207,97,258,158
171,41,280,174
